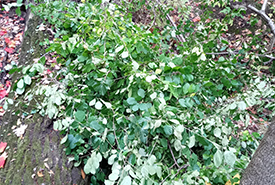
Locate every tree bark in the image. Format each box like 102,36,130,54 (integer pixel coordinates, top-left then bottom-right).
240,121,275,184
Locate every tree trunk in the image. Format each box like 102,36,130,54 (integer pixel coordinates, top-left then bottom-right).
240,121,275,184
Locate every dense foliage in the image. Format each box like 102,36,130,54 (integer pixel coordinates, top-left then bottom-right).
4,0,275,184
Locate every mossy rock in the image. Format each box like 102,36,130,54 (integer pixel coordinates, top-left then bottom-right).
0,10,88,185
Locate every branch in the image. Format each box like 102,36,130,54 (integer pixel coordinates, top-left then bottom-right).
248,1,275,36
261,0,268,12
168,141,180,168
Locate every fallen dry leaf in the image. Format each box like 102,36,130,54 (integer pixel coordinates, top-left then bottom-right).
0,142,7,153
81,168,85,179
37,169,44,177
13,124,28,137
0,152,8,168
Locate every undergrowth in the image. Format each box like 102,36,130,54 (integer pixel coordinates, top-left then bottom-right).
4,0,275,184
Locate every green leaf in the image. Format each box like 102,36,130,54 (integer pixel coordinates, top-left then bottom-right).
224,150,236,167
186,74,194,82
24,75,32,85
60,134,68,144
121,51,129,58
84,152,102,174
127,97,137,105
188,84,196,93
179,99,187,107
107,134,115,145
172,57,183,65
16,87,25,95
148,155,156,166
121,175,132,185
238,101,246,110
68,134,83,149
174,139,182,151
90,121,104,133
188,135,195,148
214,128,221,137
132,104,139,111
218,57,225,62
95,101,103,110
75,110,85,122
163,125,173,136
17,79,24,88
214,150,223,167
89,99,96,106
141,166,149,177
53,120,62,130
138,88,145,98
182,83,190,94
115,45,124,53
108,154,117,165
160,138,167,148
229,102,237,110
174,125,184,140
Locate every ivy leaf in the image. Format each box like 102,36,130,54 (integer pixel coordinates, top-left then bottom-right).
84,152,102,174
214,150,223,167
53,120,62,130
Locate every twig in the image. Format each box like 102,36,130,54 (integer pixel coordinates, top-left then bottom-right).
268,36,275,52
205,51,239,55
147,3,157,31
263,58,273,65
206,51,275,62
168,140,180,168
160,164,189,184
155,0,186,43
112,110,120,149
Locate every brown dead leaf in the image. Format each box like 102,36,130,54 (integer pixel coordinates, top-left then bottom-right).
37,170,44,177
44,163,50,170
81,168,85,179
